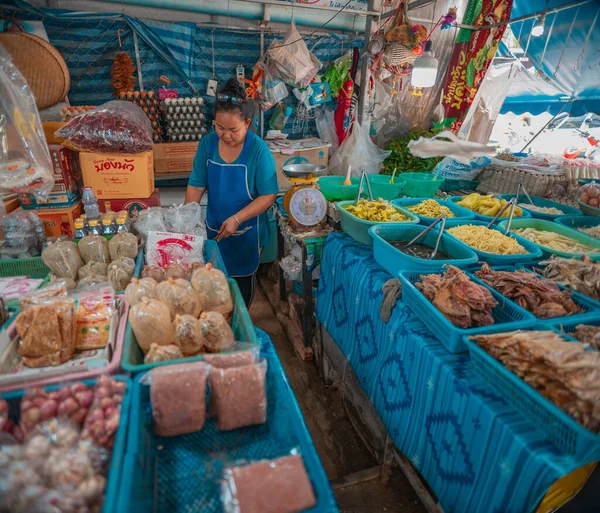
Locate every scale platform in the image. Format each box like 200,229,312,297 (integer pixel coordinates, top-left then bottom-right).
281,164,327,180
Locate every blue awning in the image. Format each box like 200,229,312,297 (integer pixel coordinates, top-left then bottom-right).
501,0,600,116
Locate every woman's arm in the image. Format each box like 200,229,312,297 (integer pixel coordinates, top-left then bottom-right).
184,185,206,205
217,194,276,241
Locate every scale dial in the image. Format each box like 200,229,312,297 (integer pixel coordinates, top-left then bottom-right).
289,188,327,226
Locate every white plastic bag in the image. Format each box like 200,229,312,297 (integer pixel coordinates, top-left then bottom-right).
0,46,54,201
257,60,289,111
316,109,339,155
407,131,496,164
435,156,491,180
328,122,390,178
267,20,322,89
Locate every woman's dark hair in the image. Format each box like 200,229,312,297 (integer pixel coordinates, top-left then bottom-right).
215,78,253,122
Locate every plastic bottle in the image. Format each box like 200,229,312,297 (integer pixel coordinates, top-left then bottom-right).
88,219,101,236
269,102,293,131
115,217,129,234
74,219,86,240
82,187,100,220
101,217,115,237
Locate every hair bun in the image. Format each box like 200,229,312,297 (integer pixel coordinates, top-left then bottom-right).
219,78,246,98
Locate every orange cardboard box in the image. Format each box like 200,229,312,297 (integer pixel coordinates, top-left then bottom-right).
154,142,198,174
37,201,83,238
79,151,154,199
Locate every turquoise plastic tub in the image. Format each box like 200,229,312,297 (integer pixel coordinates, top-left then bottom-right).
117,353,339,513
393,197,476,224
400,172,444,197
440,219,543,265
367,174,405,200
548,316,600,339
498,194,581,220
318,176,360,202
464,328,600,460
336,200,419,246
577,199,600,218
440,179,480,192
498,218,600,260
369,224,478,275
121,279,257,373
399,269,536,353
1,376,131,513
448,195,533,223
555,215,600,235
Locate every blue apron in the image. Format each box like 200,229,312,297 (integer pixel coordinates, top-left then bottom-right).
205,134,260,278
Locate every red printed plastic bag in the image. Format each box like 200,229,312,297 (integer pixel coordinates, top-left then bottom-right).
56,100,152,154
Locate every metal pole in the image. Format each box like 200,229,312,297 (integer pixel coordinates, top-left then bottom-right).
357,0,375,123
519,99,573,153
132,30,144,92
260,28,265,139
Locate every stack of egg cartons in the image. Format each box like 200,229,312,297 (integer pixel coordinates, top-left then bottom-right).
163,98,208,142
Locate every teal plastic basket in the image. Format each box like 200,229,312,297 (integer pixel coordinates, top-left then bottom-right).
447,195,533,223
548,317,600,339
554,215,600,234
117,353,339,513
318,176,360,202
469,265,600,327
441,220,543,265
0,256,50,279
392,197,476,224
1,375,131,513
369,224,478,275
121,278,257,373
336,200,419,246
400,172,444,197
577,199,600,218
439,179,480,192
1,309,18,331
398,269,536,353
498,218,600,260
464,330,600,460
367,174,406,200
498,194,582,221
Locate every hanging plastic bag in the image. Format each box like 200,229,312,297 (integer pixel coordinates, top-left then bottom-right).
407,131,496,164
316,108,339,155
266,20,322,89
256,60,289,111
55,100,152,154
435,156,491,180
328,122,390,178
0,46,54,201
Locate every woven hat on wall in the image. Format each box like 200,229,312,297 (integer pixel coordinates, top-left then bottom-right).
383,43,418,67
0,32,70,110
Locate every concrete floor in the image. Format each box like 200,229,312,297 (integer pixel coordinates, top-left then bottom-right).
250,285,426,513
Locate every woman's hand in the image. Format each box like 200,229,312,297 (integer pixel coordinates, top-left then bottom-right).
216,216,241,241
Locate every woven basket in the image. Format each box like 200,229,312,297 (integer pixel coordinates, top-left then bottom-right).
384,43,418,66
476,166,568,197
0,32,70,109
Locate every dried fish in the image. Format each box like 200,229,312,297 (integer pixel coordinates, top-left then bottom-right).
471,330,600,432
474,264,581,319
416,265,497,329
539,255,600,301
572,324,600,350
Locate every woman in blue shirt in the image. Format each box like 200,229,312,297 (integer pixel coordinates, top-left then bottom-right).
185,79,278,306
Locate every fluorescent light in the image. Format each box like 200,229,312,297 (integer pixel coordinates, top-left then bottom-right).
411,41,439,88
532,14,546,37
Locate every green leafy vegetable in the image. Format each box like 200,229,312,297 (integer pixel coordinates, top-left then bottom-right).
383,129,444,175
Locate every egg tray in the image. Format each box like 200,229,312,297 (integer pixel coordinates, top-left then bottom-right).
119,91,165,142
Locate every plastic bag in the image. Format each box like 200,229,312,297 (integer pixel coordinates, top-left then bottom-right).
210,359,267,431
191,264,233,317
173,314,204,356
435,156,491,180
0,45,54,201
407,131,496,164
47,275,77,291
78,235,110,264
78,261,109,280
256,60,289,111
164,263,190,281
42,241,84,281
204,344,259,368
111,256,136,276
77,274,108,290
315,108,339,155
328,122,390,177
129,297,174,352
144,343,183,364
155,278,201,320
108,263,132,291
55,100,153,154
266,20,322,89
323,52,351,99
221,454,316,513
141,265,165,282
133,207,167,241
200,311,235,353
579,182,600,208
108,232,138,261
20,281,67,310
163,203,207,238
150,362,210,436
75,287,115,351
124,277,157,306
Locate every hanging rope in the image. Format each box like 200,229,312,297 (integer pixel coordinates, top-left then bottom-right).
574,7,598,71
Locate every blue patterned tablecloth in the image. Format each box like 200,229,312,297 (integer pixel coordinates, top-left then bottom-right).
316,233,583,513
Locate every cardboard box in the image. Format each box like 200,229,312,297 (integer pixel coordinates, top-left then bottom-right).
79,151,154,199
154,142,198,174
98,189,160,216
269,138,329,192
48,145,82,193
43,122,66,145
19,190,81,210
37,202,82,238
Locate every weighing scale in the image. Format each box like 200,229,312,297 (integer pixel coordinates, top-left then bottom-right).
281,164,328,230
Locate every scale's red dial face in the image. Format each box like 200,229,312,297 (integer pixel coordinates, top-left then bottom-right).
289,188,326,226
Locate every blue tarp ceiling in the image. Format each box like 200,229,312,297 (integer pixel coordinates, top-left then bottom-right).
501,0,600,116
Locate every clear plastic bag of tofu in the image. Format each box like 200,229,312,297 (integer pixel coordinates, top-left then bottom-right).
209,357,268,431
204,342,260,368
143,361,211,437
221,449,317,513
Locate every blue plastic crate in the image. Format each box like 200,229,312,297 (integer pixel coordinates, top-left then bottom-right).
369,224,478,275
447,195,533,222
548,317,600,339
117,353,338,513
392,197,476,224
464,330,600,461
399,269,536,353
469,265,600,327
439,219,544,265
0,376,131,513
498,194,582,221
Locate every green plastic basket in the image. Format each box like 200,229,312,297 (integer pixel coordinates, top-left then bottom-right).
318,176,360,202
499,218,600,260
336,200,419,245
0,257,50,279
121,279,258,373
577,199,600,218
400,172,444,198
367,174,406,200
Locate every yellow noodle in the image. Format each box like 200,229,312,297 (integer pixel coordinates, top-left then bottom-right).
407,200,455,218
447,225,528,255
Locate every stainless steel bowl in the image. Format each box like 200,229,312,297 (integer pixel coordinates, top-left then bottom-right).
281,164,328,178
